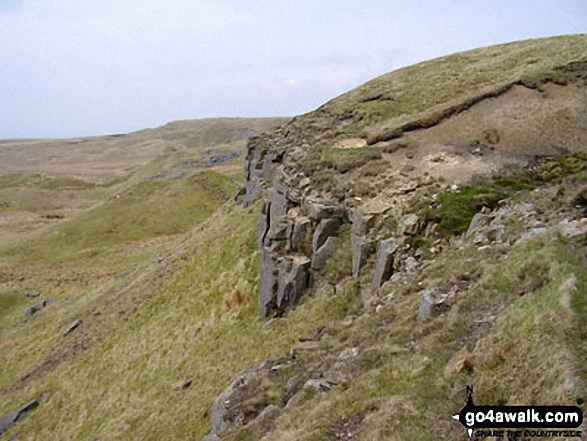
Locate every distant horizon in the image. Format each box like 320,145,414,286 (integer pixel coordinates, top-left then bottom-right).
0,115,293,141
1,0,585,139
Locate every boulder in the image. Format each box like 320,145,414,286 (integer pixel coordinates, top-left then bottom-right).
62,319,82,336
291,341,321,353
472,232,489,245
25,299,51,317
205,359,288,438
0,400,39,436
303,379,336,392
444,346,473,377
371,237,404,288
23,291,40,298
257,404,281,423
403,257,418,274
268,190,290,238
259,248,313,318
557,218,587,238
417,289,434,322
338,347,359,360
398,213,420,236
465,212,494,237
305,197,343,220
311,237,339,271
312,219,341,252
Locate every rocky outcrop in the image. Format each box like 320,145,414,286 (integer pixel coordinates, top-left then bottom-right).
202,359,294,439
25,299,52,317
371,237,404,288
244,132,349,317
62,319,82,336
0,392,49,436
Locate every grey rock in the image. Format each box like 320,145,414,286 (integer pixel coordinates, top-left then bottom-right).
312,219,341,252
489,224,506,243
305,198,342,221
472,233,489,245
268,219,288,242
207,360,284,436
558,218,587,238
62,319,82,336
338,347,359,360
268,190,289,237
23,291,40,298
177,378,194,392
371,237,404,288
515,227,549,245
403,257,418,274
349,209,375,236
0,400,39,436
398,213,420,236
417,289,435,322
206,151,241,167
340,315,358,327
466,212,494,238
257,404,280,422
242,136,285,206
201,434,220,441
351,235,374,277
287,217,310,251
360,199,392,216
276,255,311,311
291,341,321,353
303,379,336,392
259,249,279,318
25,299,50,317
257,211,270,248
311,237,339,271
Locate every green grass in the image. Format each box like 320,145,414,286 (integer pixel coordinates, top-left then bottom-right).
1,171,238,266
0,203,372,440
285,34,587,175
494,154,587,191
317,147,383,174
424,186,506,237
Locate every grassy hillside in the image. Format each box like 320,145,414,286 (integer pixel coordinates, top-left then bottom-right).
292,34,587,146
1,36,586,441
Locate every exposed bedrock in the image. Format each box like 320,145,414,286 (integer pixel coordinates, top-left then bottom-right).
251,150,347,317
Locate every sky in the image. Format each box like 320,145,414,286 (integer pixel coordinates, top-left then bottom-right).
1,0,585,139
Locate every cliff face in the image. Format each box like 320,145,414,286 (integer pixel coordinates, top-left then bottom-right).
241,131,338,317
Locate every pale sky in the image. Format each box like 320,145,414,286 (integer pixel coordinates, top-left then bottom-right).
1,0,585,138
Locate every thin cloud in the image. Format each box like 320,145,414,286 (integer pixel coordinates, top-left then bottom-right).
1,0,585,137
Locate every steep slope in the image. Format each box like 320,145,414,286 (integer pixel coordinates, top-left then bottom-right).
210,34,587,440
0,118,292,439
